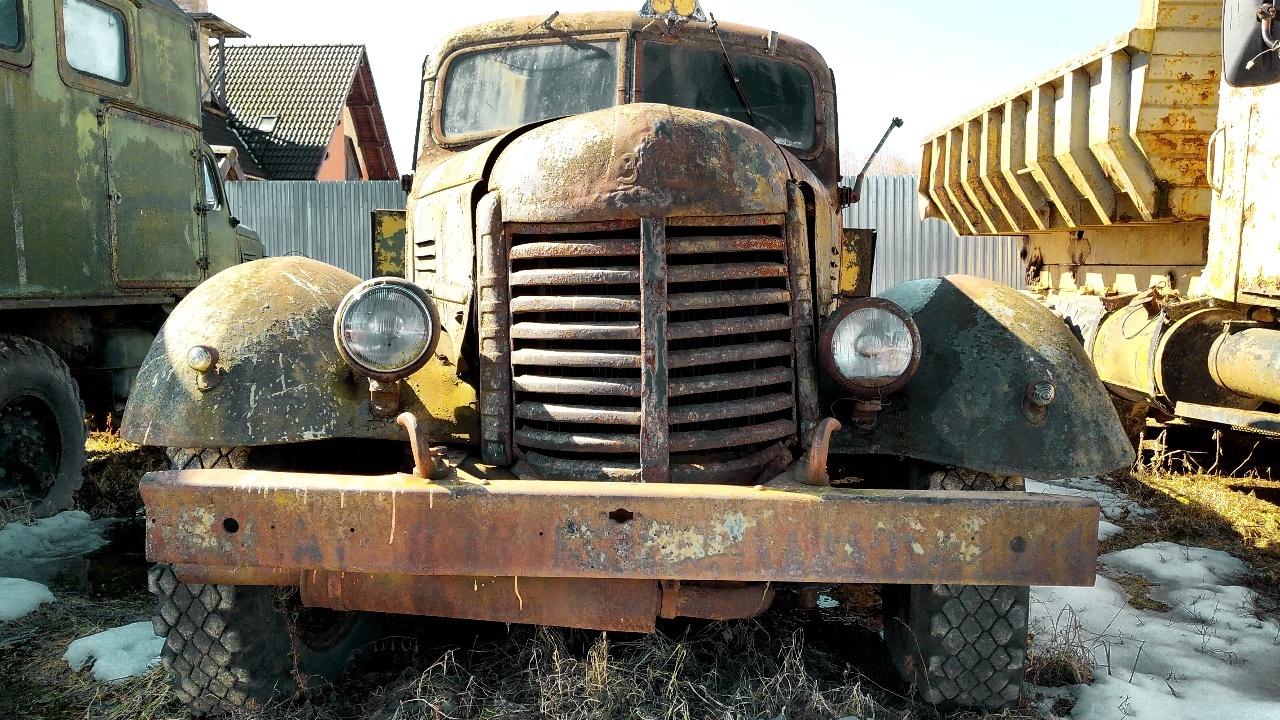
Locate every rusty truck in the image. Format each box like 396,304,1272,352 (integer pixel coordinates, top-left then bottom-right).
121,2,1132,714
919,0,1280,450
0,0,262,519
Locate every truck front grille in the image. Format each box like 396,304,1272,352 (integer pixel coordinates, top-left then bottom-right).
507,220,796,484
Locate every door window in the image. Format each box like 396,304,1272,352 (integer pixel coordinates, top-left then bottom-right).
63,0,127,83
201,156,223,210
0,0,20,50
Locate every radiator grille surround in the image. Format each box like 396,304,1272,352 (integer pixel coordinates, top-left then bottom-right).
508,219,798,484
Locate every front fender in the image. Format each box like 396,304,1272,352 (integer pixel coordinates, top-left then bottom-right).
120,257,477,448
832,275,1134,479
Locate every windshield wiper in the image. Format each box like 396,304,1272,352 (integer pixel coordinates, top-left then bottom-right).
708,13,758,128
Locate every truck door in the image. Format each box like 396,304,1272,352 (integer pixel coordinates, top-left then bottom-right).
105,107,206,288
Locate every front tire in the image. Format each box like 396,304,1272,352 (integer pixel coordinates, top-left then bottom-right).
0,334,86,520
151,446,376,715
882,468,1030,711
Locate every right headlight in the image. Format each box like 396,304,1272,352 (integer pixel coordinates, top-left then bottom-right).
820,297,921,397
333,278,440,382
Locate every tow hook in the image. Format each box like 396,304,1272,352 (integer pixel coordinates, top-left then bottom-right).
793,417,841,486
397,412,445,480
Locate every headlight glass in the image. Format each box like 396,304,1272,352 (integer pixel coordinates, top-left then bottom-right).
340,285,432,374
830,307,914,385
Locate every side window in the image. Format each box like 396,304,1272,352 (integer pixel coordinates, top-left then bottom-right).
201,156,223,210
1,0,21,50
63,0,127,83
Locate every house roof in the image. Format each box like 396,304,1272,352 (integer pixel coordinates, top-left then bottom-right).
221,44,397,180
201,109,266,179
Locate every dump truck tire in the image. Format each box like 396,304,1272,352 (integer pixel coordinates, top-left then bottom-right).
882,468,1030,711
151,447,377,716
0,334,85,519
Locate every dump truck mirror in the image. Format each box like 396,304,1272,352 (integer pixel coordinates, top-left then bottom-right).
1224,0,1280,87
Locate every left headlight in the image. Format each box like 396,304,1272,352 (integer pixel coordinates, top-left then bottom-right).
333,278,440,382
819,297,921,397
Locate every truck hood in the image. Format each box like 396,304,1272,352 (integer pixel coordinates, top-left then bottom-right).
487,103,792,222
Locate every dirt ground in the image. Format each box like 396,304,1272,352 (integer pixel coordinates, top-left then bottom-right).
1,430,1276,720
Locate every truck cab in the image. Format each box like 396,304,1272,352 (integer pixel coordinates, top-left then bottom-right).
0,0,261,520
123,4,1130,715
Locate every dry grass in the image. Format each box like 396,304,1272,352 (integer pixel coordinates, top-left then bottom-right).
1025,606,1095,688
0,591,180,720
77,430,168,520
1099,466,1280,609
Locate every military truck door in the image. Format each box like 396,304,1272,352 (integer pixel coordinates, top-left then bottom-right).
104,107,206,288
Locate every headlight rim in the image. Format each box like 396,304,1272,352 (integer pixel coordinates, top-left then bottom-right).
332,277,440,383
819,297,921,398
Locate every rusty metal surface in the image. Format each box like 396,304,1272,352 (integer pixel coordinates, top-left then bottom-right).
141,467,1100,586
833,276,1134,479
1209,326,1280,405
1174,401,1280,437
640,217,670,482
371,209,406,278
787,183,820,445
919,1,1221,233
476,193,512,465
301,572,664,633
489,104,790,223
119,256,477,447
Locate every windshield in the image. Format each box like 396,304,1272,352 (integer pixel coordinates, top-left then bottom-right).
640,41,816,150
440,40,619,138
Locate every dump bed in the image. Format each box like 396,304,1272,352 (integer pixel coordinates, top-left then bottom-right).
919,0,1221,236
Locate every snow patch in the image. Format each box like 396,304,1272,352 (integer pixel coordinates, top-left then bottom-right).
0,577,55,620
1027,476,1151,523
1097,520,1125,542
1031,543,1280,720
0,511,114,581
62,622,164,682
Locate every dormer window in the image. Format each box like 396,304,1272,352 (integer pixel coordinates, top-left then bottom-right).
256,115,279,133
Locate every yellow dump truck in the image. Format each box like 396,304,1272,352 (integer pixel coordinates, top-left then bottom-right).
919,0,1280,442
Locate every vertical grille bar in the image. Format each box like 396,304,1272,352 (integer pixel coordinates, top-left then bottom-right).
639,217,670,482
786,182,821,445
477,193,512,464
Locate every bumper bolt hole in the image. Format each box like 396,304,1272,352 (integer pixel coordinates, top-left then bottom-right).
608,508,634,524
1009,535,1026,553
223,518,239,534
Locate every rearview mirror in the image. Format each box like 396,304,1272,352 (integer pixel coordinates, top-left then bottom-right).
1224,0,1280,87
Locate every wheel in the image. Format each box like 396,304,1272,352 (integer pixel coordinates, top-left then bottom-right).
882,468,1030,711
151,447,378,716
0,334,86,520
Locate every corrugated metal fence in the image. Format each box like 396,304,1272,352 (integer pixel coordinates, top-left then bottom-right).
226,181,406,279
842,175,1026,295
224,176,1022,292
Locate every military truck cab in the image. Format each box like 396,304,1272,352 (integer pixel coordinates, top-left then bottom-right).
124,5,1129,714
0,0,260,518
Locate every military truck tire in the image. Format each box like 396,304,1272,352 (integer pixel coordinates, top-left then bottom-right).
152,447,377,716
0,334,86,519
882,468,1030,711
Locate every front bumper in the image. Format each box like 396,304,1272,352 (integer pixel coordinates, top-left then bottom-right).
142,463,1098,631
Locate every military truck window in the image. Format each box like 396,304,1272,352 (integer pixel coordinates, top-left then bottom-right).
201,157,223,210
63,0,127,84
640,42,816,150
440,40,618,138
0,0,21,50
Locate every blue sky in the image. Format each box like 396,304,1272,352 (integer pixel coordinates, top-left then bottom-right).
206,0,1143,175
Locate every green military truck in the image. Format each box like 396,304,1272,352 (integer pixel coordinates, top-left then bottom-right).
0,0,261,518
918,0,1280,448
122,3,1131,714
